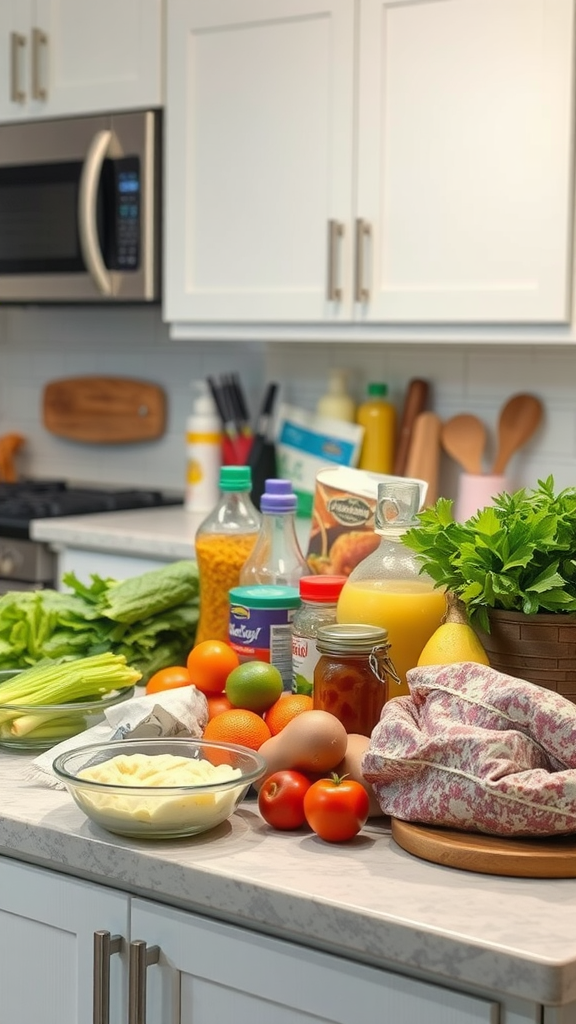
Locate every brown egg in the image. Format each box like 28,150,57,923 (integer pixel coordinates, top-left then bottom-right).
334,733,384,818
254,710,348,790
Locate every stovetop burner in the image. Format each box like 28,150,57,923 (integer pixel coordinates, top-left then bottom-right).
0,480,183,539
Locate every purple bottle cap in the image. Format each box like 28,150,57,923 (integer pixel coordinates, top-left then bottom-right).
260,478,297,514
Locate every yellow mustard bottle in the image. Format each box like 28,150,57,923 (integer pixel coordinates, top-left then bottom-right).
356,382,396,474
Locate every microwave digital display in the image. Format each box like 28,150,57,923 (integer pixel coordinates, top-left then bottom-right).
103,158,141,271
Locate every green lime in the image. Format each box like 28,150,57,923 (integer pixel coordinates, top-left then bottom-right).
225,661,283,713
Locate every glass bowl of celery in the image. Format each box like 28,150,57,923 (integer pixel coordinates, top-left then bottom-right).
0,654,139,751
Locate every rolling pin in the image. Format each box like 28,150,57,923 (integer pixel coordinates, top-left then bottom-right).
393,379,430,476
404,412,442,506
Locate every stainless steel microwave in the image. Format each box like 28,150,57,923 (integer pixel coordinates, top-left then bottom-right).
0,110,161,303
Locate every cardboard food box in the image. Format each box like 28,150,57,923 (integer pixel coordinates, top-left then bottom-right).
306,467,427,577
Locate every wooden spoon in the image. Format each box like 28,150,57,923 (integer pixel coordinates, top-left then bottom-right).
492,394,543,474
440,414,487,475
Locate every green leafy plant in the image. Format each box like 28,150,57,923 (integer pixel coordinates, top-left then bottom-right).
401,476,576,632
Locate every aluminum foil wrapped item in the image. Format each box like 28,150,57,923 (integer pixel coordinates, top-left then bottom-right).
27,686,208,789
362,662,576,837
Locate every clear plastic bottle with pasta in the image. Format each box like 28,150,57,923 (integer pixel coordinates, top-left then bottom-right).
194,466,261,645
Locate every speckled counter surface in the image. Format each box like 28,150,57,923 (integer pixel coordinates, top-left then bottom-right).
30,506,202,560
1,752,576,1008
30,505,313,561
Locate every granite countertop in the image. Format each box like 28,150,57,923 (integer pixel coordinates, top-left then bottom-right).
30,506,313,561
30,506,205,560
1,751,576,1008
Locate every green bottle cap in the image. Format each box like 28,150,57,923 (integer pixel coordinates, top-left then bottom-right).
367,382,388,398
229,586,301,609
219,466,252,491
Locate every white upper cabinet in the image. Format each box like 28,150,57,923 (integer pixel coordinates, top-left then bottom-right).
0,0,163,123
357,0,575,324
165,0,355,323
165,0,576,327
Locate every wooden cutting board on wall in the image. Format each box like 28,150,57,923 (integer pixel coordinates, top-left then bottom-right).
42,377,167,444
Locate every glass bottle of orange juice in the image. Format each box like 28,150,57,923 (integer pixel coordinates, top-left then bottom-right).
336,481,445,697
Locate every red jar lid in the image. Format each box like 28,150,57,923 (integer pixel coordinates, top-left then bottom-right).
299,575,347,603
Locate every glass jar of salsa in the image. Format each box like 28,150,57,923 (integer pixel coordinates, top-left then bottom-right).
313,623,400,736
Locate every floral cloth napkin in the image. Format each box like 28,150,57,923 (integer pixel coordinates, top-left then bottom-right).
363,661,576,837
26,686,208,789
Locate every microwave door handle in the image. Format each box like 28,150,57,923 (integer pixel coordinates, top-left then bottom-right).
78,129,115,296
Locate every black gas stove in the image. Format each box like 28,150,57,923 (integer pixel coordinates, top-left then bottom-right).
0,481,183,591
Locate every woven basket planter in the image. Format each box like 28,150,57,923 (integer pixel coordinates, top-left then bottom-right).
475,609,576,705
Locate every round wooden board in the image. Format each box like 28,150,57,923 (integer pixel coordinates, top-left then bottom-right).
391,818,576,878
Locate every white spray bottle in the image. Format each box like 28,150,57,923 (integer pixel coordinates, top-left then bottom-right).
185,382,223,512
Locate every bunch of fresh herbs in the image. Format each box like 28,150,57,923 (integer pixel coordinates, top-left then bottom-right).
401,476,576,632
0,560,199,682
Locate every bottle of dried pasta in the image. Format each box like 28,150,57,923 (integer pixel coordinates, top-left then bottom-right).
194,466,261,645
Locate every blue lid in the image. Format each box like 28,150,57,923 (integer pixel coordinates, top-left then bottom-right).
261,478,297,514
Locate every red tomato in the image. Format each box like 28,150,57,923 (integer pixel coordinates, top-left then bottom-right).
186,640,240,695
145,665,191,695
258,770,312,830
303,775,370,842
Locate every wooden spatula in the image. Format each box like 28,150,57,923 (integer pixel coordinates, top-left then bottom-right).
441,414,487,475
492,394,543,474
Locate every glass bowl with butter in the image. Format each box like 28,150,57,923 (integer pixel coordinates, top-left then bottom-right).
52,737,266,839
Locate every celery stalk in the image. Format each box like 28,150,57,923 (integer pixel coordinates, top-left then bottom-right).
0,652,140,706
9,712,86,738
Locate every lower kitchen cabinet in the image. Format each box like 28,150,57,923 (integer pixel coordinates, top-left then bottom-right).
131,899,499,1024
0,855,502,1024
0,858,128,1024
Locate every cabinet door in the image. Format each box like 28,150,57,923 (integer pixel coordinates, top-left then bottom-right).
356,0,575,324
0,0,162,124
131,898,499,1024
33,0,163,117
165,0,355,323
0,1,31,121
0,857,129,1024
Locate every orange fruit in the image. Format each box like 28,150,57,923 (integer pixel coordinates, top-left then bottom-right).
264,693,314,735
145,665,191,695
206,694,234,720
203,708,271,750
187,640,240,695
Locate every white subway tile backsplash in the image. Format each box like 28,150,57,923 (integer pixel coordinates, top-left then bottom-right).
0,306,574,499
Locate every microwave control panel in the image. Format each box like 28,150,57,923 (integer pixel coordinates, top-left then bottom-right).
104,157,141,271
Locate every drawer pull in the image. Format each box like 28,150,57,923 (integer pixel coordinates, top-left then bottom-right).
10,33,26,103
354,218,371,303
327,219,344,302
31,27,48,100
93,930,122,1024
129,939,160,1024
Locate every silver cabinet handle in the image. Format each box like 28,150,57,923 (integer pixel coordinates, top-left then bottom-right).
31,27,48,100
10,32,26,103
129,940,160,1024
354,218,371,303
327,219,344,302
93,931,122,1024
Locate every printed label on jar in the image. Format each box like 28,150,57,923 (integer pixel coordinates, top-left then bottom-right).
229,603,296,690
291,634,319,697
